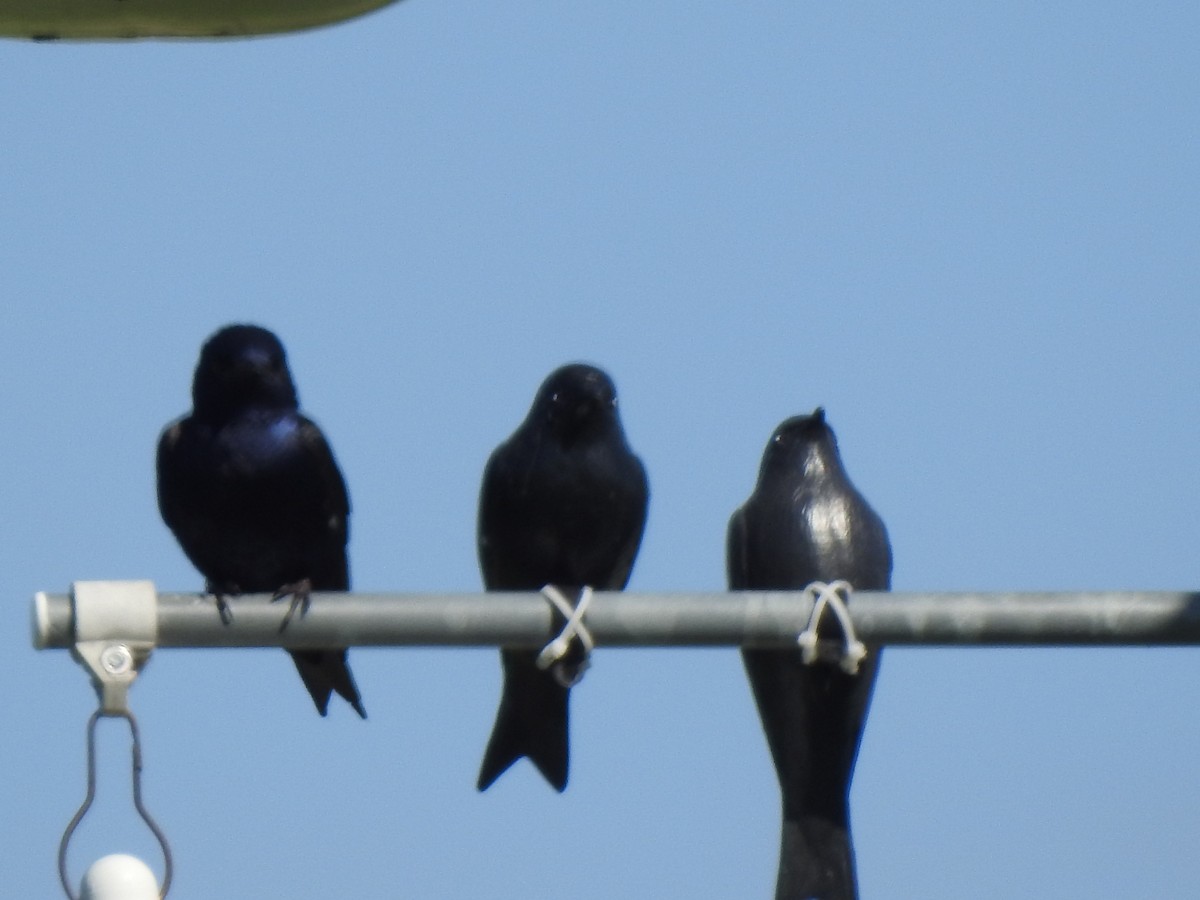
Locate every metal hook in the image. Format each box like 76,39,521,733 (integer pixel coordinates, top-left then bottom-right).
58,710,174,900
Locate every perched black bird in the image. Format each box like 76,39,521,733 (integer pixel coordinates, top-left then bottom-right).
727,409,891,900
157,324,365,719
476,363,649,792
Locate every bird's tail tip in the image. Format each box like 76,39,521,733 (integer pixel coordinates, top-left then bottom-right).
476,747,568,793
290,649,365,720
476,715,568,792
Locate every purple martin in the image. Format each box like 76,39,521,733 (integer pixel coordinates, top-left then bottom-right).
727,409,891,900
156,324,366,718
476,364,649,792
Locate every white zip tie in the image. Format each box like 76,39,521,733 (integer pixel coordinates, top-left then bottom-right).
796,580,868,675
536,585,595,688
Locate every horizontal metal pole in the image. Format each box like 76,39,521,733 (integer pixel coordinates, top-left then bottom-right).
32,588,1200,650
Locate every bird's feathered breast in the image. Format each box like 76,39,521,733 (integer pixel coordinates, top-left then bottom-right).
156,408,349,592
729,476,890,592
478,423,648,591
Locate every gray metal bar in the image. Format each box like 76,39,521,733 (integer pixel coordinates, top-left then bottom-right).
32,589,1200,650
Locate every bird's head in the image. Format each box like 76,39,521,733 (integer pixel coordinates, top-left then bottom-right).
191,324,299,421
533,363,620,443
759,407,842,480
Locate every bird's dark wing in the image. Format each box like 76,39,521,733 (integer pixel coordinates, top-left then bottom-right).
476,445,519,589
601,454,649,590
155,419,188,538
294,415,351,591
284,416,363,717
726,504,749,594
156,417,238,589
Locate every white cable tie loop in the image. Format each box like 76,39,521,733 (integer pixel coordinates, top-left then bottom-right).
796,580,868,675
536,585,595,688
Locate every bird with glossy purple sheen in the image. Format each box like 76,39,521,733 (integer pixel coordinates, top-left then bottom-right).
476,363,649,792
156,324,365,719
727,409,891,900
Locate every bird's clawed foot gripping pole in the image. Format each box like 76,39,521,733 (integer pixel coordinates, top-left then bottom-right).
39,581,173,900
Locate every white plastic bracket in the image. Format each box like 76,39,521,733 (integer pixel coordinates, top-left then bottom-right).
69,581,158,715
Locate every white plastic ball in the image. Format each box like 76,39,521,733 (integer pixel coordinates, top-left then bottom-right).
80,854,160,900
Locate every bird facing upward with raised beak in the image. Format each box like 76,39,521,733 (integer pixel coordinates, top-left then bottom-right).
728,408,891,900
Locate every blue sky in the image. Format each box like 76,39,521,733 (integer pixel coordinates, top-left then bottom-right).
2,1,1199,897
